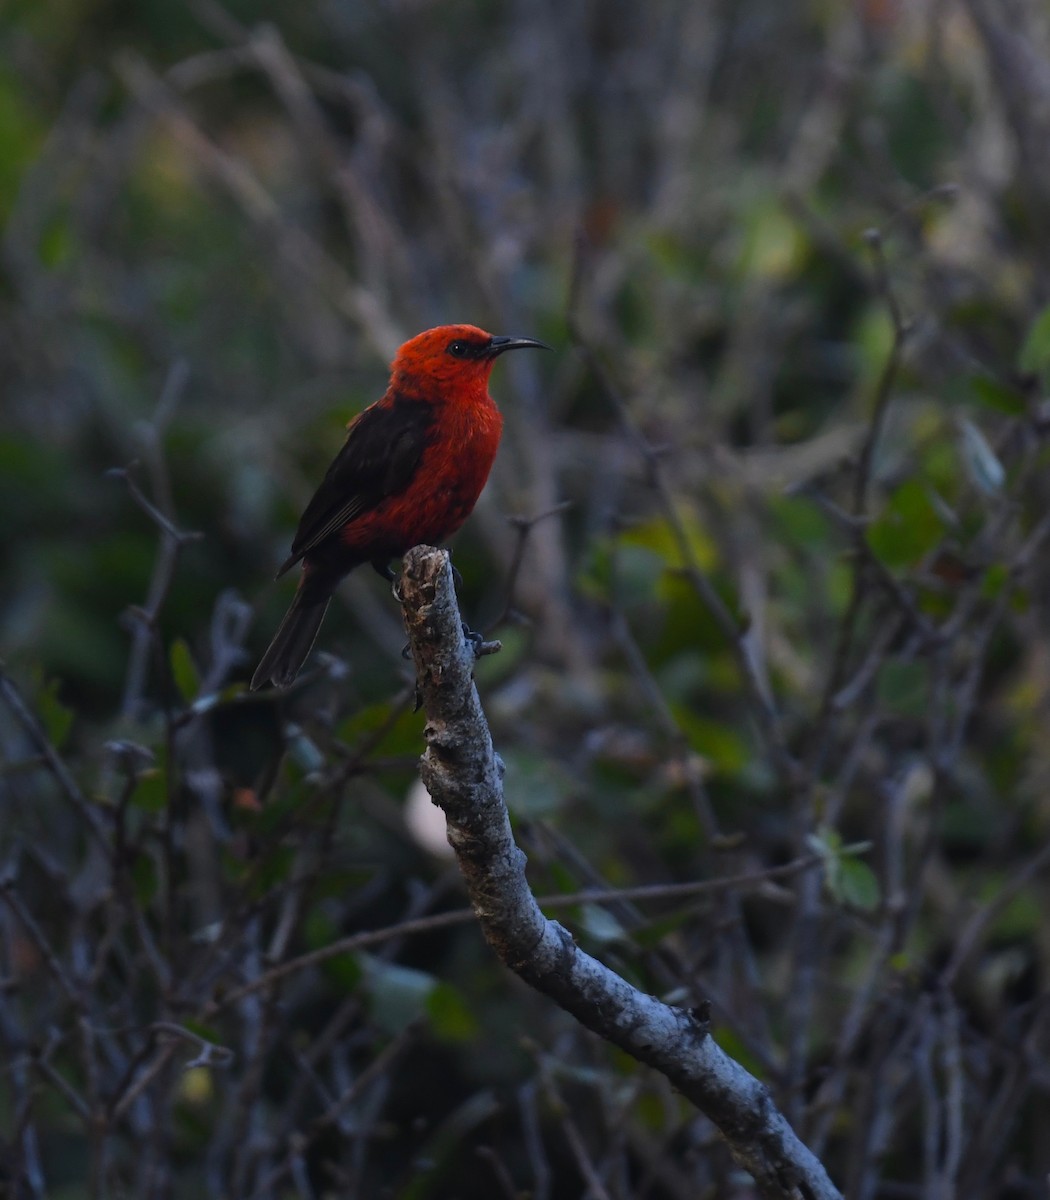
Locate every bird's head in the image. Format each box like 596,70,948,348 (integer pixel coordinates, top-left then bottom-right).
390,324,550,399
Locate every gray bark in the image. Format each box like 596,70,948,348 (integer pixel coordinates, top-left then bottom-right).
399,545,842,1200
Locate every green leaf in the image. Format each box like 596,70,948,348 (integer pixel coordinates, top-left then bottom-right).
985,885,1040,940
132,852,158,906
670,708,749,775
969,375,1026,416
980,563,1009,599
578,538,666,608
769,495,832,548
635,1090,675,1132
304,907,338,951
169,638,199,702
0,68,47,219
853,303,896,385
363,957,436,1035
866,480,947,568
623,512,718,574
838,859,880,911
809,826,879,910
132,769,167,813
337,701,426,757
322,948,363,995
253,846,295,893
426,982,479,1042
737,199,807,282
712,1027,768,1078
502,750,567,817
39,215,73,269
36,677,73,749
1018,304,1050,382
877,660,927,718
631,906,697,949
807,826,841,853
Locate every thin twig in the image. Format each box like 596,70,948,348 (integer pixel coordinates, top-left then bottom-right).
0,671,108,846
567,238,798,786
485,501,574,635
203,856,821,1016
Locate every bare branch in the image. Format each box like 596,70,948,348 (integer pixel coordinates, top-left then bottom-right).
399,545,841,1200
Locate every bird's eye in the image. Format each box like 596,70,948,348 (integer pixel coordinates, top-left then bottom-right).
447,340,470,358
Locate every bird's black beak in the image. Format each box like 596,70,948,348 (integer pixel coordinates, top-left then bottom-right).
485,335,553,358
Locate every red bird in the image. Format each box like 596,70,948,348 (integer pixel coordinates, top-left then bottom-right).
251,324,549,690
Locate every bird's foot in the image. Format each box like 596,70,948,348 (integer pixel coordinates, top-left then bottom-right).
462,622,502,659
373,559,401,602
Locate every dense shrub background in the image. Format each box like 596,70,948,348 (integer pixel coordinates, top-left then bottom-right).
3,1,1050,1196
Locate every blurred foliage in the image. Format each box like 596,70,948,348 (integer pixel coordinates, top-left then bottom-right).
3,0,1050,1196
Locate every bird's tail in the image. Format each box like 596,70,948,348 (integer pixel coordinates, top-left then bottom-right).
251,584,332,691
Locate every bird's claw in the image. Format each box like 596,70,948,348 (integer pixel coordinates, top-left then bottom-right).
462,623,502,659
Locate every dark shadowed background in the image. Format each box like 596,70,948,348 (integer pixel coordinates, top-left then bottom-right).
3,1,1050,1196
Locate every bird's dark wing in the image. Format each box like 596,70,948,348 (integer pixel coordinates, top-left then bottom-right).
276,397,435,577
